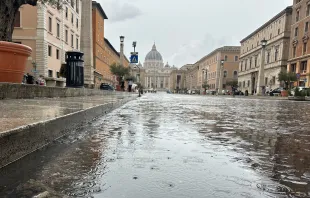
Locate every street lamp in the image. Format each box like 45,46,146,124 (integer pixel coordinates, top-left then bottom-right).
218,59,225,94
120,36,125,43
257,39,268,95
119,36,125,67
134,65,141,97
132,41,137,52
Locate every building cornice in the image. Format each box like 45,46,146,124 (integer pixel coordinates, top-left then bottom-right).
240,6,292,43
92,1,108,19
196,46,241,64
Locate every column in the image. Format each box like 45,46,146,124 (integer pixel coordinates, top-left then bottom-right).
257,46,266,95
164,77,166,88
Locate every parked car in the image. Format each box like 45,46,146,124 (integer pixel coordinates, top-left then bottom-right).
269,87,285,96
100,83,114,91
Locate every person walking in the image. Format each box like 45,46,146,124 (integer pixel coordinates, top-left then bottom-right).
128,80,133,92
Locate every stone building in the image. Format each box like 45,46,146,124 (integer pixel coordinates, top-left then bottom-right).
130,44,186,92
196,46,240,93
238,6,292,94
92,1,108,88
287,0,310,87
13,0,82,87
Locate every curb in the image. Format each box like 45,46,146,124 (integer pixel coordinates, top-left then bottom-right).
0,96,136,168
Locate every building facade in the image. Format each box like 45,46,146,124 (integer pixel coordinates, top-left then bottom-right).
239,7,292,94
92,2,108,88
197,46,240,92
287,0,310,87
13,0,81,87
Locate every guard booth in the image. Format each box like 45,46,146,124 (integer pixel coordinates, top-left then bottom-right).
66,51,84,88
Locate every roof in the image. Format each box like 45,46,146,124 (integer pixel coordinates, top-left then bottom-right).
92,1,108,19
240,6,292,43
104,38,119,57
197,46,241,63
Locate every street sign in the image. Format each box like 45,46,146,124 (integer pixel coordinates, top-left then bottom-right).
296,73,301,79
130,54,138,63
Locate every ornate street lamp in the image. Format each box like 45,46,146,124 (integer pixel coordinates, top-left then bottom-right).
257,39,268,95
218,60,225,94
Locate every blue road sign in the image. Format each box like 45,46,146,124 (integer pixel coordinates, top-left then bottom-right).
130,55,138,63
296,73,301,79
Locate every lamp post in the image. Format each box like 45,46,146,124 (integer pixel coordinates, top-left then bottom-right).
257,39,267,95
120,36,125,66
218,60,225,94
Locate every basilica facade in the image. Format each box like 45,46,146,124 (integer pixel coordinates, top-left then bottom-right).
131,44,185,91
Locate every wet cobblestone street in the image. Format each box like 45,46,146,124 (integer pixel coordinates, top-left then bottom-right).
1,93,310,198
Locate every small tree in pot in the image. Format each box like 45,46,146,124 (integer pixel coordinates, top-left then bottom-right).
278,70,297,97
0,0,60,83
109,63,130,91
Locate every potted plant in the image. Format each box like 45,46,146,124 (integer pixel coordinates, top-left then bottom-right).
110,63,130,91
288,87,306,101
0,0,60,83
278,70,297,97
202,81,210,95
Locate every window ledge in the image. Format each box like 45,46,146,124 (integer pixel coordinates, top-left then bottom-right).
48,31,53,36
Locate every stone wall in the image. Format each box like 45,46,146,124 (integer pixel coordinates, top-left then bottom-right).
0,83,114,100
0,95,136,168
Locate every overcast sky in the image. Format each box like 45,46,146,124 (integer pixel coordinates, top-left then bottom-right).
98,0,292,67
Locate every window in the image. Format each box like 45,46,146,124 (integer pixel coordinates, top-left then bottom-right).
265,77,268,86
57,23,60,37
291,63,297,73
255,56,257,67
65,29,68,43
275,48,279,61
48,45,52,56
76,18,79,29
272,76,276,85
71,34,74,47
76,0,79,13
245,59,247,70
48,70,53,77
224,55,228,61
48,17,52,32
295,27,298,37
14,11,21,27
270,33,272,39
301,61,307,73
235,56,238,61
267,51,270,63
293,46,297,57
307,4,310,16
243,81,245,87
250,58,252,68
296,10,300,22
247,80,250,87
278,29,280,35
65,7,68,18
71,0,74,7
57,72,60,78
71,13,74,24
305,22,309,32
233,71,238,78
303,42,307,55
223,71,227,78
56,49,59,59
76,38,79,49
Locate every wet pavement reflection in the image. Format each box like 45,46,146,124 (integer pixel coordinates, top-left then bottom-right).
1,94,310,197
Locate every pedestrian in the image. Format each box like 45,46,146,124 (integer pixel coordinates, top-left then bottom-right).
128,80,133,92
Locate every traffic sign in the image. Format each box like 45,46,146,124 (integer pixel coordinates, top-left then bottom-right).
296,73,301,79
130,54,138,63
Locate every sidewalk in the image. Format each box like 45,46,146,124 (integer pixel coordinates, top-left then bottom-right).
0,93,135,133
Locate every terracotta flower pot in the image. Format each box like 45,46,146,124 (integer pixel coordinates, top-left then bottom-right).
0,41,32,83
281,90,288,97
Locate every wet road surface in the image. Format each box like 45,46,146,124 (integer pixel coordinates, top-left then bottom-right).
1,93,310,197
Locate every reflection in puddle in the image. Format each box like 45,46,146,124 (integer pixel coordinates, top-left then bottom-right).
1,94,310,197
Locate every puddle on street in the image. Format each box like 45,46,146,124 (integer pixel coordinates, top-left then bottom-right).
1,94,310,198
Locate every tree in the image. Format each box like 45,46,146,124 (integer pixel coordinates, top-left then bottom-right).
226,80,238,88
109,63,130,84
278,70,297,89
202,81,210,91
1,0,61,42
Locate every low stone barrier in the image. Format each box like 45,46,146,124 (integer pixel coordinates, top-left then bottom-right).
0,95,136,168
0,83,115,99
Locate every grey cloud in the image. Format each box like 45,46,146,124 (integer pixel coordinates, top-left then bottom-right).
103,1,142,22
